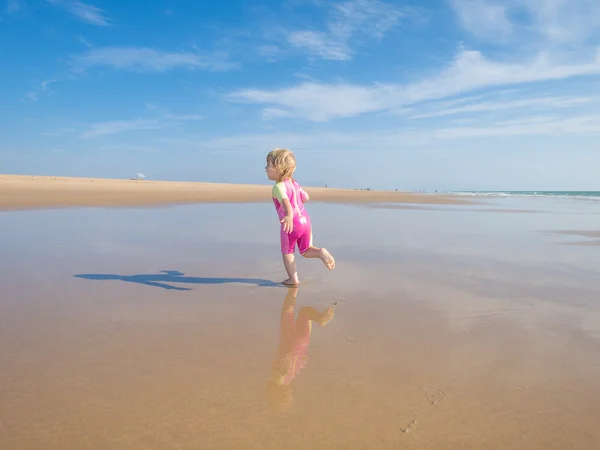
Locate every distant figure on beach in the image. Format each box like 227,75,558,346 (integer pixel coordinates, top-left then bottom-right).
265,148,335,286
267,287,335,411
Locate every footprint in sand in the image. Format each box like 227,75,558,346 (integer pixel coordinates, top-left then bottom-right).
420,385,445,406
400,420,418,434
398,387,444,436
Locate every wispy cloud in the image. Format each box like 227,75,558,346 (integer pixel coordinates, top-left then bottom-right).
82,119,160,138
229,48,600,121
261,108,293,119
285,0,409,60
450,0,512,42
25,79,58,102
47,0,110,26
145,103,203,121
4,0,22,14
42,127,77,137
78,35,93,47
81,106,203,138
230,83,387,121
41,79,56,90
451,0,600,46
287,31,351,61
200,112,600,155
73,46,238,72
411,95,597,119
101,144,162,154
432,114,600,139
257,45,281,58
162,112,203,121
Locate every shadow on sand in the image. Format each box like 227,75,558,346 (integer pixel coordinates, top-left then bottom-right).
74,270,280,291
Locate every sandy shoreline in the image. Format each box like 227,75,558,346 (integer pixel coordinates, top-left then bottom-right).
0,174,470,211
1,197,600,449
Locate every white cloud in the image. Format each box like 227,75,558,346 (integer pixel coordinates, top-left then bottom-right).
451,0,600,45
47,0,110,26
229,48,600,121
230,82,390,121
73,46,238,72
450,0,512,42
286,0,408,60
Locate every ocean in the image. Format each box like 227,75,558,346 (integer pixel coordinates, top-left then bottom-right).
451,191,600,200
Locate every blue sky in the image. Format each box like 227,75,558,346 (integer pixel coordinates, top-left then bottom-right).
1,0,600,190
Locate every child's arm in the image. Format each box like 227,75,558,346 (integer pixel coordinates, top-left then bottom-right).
297,183,309,202
281,198,294,233
300,188,309,202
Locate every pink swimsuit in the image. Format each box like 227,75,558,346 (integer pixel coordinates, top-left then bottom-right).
272,179,312,255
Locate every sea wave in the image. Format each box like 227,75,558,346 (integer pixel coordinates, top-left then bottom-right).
450,191,600,200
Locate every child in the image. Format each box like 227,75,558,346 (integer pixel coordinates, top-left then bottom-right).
265,148,335,286
266,287,335,411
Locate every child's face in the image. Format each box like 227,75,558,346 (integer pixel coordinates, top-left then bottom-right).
265,162,278,181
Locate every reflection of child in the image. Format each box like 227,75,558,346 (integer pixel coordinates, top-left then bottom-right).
265,148,335,287
267,287,334,411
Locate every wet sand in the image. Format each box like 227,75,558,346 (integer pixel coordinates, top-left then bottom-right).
0,174,468,211
546,230,600,246
1,199,600,449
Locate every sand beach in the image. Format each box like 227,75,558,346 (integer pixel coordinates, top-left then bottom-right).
1,176,599,449
0,175,469,211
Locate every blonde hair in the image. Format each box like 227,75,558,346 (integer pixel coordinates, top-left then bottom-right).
266,148,296,183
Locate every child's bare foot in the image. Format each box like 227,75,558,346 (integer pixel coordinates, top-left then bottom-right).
319,248,335,270
281,278,299,287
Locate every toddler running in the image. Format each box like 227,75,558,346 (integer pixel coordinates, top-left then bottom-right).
265,148,335,286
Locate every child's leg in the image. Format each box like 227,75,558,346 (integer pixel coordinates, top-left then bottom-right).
282,253,299,285
301,246,335,270
298,229,335,270
281,226,300,285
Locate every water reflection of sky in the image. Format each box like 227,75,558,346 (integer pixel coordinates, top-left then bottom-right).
1,197,600,272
